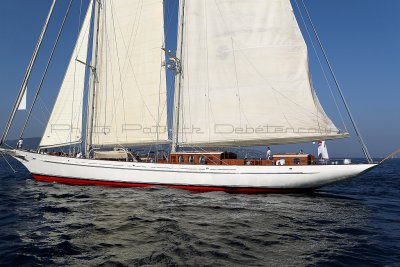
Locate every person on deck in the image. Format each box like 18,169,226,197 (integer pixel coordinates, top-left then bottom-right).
16,138,23,149
266,147,272,160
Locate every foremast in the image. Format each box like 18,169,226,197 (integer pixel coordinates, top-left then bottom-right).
85,0,101,157
171,0,186,152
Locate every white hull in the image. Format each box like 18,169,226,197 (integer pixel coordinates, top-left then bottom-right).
9,150,376,193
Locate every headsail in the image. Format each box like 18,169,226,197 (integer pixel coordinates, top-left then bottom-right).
39,1,93,148
174,0,347,147
88,0,168,147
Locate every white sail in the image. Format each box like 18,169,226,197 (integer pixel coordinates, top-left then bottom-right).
18,86,27,110
39,1,93,148
175,0,347,147
89,0,168,147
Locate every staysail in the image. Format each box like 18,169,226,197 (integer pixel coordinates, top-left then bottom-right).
174,0,347,147
39,1,93,148
88,0,168,147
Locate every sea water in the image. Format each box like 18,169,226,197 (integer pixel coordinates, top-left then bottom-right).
0,157,399,266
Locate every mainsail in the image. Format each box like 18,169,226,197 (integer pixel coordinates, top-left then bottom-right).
174,0,347,147
39,1,93,148
87,0,168,147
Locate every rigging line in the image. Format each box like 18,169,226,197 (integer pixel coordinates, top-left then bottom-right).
210,0,298,129
204,0,212,143
300,0,373,163
118,0,142,84
87,0,102,155
38,96,52,115
32,110,69,150
35,100,77,150
233,42,334,124
109,0,141,85
36,96,52,149
1,0,57,146
178,4,189,144
156,50,165,145
231,38,242,127
175,2,189,147
294,0,348,133
0,152,16,173
172,0,186,151
31,113,47,127
82,59,91,137
1,142,13,149
70,0,93,147
182,1,189,143
109,1,128,142
102,1,140,142
70,0,82,148
35,3,87,151
212,0,251,127
310,79,322,135
110,0,160,127
19,0,74,140
101,8,109,133
99,3,113,136
228,42,252,128
209,4,322,123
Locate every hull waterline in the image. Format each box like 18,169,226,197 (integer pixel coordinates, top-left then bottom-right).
31,174,314,194
6,149,377,193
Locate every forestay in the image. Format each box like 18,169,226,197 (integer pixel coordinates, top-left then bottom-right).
175,0,347,147
88,0,168,147
39,1,93,148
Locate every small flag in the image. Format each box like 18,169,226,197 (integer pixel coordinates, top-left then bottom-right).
18,87,27,110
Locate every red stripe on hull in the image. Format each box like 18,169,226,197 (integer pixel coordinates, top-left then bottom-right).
32,174,314,194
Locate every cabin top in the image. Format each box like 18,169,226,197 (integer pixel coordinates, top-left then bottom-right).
272,153,310,158
272,154,315,166
170,151,225,156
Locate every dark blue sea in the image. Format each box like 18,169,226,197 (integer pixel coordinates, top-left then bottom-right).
0,156,399,266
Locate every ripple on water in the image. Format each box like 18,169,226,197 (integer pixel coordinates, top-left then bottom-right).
0,159,399,266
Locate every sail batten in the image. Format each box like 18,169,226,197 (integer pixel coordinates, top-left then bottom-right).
39,1,93,148
174,0,345,147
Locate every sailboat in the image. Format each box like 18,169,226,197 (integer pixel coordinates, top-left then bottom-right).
0,0,378,193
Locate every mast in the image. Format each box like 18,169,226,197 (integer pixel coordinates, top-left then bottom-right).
171,0,185,152
85,0,168,148
0,0,57,146
86,0,101,157
172,1,347,148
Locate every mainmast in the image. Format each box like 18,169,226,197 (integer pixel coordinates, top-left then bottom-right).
0,0,57,146
171,0,186,152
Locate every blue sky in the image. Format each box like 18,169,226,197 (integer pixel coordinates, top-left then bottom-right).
0,0,399,158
